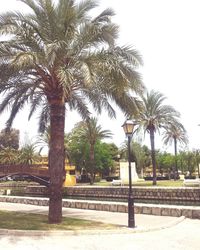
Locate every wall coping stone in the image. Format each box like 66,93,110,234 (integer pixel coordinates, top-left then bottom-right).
0,195,200,219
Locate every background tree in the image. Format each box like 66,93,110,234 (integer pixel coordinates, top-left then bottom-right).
36,125,71,161
193,150,200,177
185,151,196,177
89,141,116,178
162,121,188,179
0,0,144,223
0,147,19,164
79,117,112,184
156,151,175,176
19,143,41,164
0,128,20,150
135,90,180,185
36,126,51,154
68,117,112,183
129,142,151,177
178,150,189,174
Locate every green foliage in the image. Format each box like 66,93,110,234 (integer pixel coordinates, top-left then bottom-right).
94,141,115,176
131,142,151,174
0,147,19,164
0,128,20,150
156,151,175,173
68,119,117,177
178,150,198,176
155,149,200,177
0,142,40,165
18,143,41,164
120,141,151,175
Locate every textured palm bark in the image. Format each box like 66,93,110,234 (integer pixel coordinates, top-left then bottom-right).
89,144,95,184
150,129,157,185
48,102,65,224
174,137,178,180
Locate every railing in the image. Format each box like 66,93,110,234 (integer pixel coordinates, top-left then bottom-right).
0,164,49,177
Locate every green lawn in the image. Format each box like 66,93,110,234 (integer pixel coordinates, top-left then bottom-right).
132,180,184,187
93,180,184,187
0,211,118,230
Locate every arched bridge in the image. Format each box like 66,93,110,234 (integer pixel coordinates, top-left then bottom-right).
0,164,50,186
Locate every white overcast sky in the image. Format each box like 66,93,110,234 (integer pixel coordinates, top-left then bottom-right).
1,0,200,152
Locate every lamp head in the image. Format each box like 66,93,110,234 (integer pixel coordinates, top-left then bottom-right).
122,120,137,136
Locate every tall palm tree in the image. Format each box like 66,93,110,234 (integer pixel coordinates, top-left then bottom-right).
19,143,41,164
0,0,144,223
162,122,188,179
77,117,112,183
136,90,180,185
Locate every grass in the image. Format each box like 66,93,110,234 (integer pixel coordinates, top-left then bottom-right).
132,180,184,187
0,211,118,231
93,180,184,187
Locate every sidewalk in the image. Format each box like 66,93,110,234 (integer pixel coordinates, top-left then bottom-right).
0,202,185,235
2,202,200,250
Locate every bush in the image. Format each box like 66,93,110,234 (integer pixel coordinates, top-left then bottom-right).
94,176,101,182
185,176,196,179
144,176,170,181
105,176,119,182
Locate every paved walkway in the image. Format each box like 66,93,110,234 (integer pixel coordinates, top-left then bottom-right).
0,202,200,249
0,202,183,231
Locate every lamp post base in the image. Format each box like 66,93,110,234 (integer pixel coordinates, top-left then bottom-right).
128,195,135,228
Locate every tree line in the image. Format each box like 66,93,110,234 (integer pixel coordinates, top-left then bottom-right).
1,123,197,182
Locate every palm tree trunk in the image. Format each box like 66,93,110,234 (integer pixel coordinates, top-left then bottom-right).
89,144,95,184
149,129,157,185
174,137,178,180
48,101,65,224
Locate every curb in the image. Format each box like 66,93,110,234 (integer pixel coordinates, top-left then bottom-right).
0,216,185,236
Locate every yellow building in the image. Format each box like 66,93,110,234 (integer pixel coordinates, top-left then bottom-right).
38,156,76,187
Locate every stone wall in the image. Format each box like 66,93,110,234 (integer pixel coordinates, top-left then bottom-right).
0,195,200,219
64,186,200,205
23,185,200,206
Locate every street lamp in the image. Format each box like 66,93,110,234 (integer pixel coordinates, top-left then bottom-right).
122,119,136,228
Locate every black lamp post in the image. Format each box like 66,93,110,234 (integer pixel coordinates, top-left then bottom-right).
122,120,136,228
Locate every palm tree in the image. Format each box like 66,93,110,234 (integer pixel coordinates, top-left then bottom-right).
136,90,180,185
76,117,112,183
0,0,144,223
19,143,41,164
162,122,188,179
36,126,51,154
36,125,71,161
0,147,18,164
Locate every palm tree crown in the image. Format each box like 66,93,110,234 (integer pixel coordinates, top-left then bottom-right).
162,122,188,147
138,90,180,133
78,117,112,145
0,0,144,130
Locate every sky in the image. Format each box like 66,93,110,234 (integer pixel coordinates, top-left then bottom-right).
1,0,200,152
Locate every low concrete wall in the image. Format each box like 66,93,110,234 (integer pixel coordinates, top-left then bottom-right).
0,195,200,219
